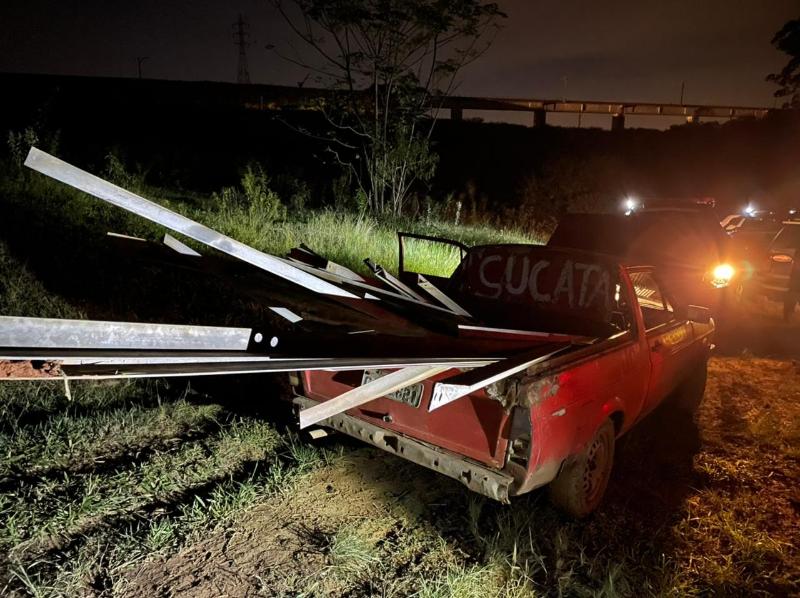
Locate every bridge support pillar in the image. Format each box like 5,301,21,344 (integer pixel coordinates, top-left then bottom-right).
450,107,463,121
533,109,547,128
611,113,625,131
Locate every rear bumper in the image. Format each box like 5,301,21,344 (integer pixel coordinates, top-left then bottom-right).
293,395,514,502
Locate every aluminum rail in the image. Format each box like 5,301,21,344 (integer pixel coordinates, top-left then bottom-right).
416,274,472,317
428,345,572,411
298,365,450,429
24,148,358,299
1,355,495,380
0,316,254,351
278,256,468,317
163,233,201,256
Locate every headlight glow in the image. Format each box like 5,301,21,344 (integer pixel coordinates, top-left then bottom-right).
710,263,735,288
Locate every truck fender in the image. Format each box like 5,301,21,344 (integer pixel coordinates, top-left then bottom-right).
576,396,625,454
598,396,626,437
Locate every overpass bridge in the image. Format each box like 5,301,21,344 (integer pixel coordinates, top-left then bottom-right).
0,73,775,130
439,96,773,129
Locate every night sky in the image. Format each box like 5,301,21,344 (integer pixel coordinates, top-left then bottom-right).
1,0,797,127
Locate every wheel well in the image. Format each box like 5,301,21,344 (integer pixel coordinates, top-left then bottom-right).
609,411,624,436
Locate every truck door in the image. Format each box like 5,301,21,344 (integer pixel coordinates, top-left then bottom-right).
628,269,695,415
397,232,468,287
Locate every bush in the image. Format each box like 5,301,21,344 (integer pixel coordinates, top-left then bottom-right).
513,156,624,238
214,163,285,221
6,126,60,179
104,151,147,192
205,163,286,247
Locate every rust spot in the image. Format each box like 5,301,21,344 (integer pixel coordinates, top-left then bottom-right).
0,360,63,379
486,373,561,409
521,374,561,407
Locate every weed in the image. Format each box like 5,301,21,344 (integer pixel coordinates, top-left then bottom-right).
326,523,381,582
104,151,147,192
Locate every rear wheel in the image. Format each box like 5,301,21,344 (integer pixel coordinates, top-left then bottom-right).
548,419,615,518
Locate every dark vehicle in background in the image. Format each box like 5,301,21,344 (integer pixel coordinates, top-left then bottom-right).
547,207,736,318
728,215,783,265
756,221,800,320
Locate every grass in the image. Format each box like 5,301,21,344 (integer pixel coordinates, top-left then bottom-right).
0,241,82,319
0,232,339,595
0,158,797,596
206,209,536,278
0,162,539,283
326,522,382,582
0,403,338,595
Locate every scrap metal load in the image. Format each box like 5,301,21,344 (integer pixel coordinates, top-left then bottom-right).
1,148,606,428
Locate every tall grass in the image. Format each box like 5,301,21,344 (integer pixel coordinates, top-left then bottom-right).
2,157,541,282
203,209,539,277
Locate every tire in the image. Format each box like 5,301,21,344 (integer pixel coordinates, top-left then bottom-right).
548,419,615,518
671,362,708,415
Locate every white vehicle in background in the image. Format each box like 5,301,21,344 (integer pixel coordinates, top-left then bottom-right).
720,214,746,233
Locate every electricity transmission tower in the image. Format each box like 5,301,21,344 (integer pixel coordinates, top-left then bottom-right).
232,13,251,84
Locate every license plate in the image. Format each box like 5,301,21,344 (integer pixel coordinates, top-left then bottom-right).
361,369,423,408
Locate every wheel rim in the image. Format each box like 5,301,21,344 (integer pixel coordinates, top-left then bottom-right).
582,433,611,503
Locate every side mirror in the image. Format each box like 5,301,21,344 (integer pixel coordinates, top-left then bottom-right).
686,304,711,324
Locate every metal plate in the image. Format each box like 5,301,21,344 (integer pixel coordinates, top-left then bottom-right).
361,369,423,408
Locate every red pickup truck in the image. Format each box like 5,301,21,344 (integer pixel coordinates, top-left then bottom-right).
293,244,714,517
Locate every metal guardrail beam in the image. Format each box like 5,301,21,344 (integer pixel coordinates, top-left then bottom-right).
0,316,253,351
24,148,359,299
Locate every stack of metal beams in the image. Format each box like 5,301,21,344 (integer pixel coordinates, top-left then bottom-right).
0,148,582,428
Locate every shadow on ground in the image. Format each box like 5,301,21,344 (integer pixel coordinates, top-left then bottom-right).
716,292,800,358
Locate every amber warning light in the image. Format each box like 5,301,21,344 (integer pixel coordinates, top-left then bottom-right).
771,254,794,264
710,263,735,288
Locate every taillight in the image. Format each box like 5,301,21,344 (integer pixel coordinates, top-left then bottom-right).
771,254,794,264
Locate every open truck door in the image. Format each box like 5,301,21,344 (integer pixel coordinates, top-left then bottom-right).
397,232,472,316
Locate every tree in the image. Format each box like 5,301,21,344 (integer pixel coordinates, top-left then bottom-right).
767,18,800,108
269,0,505,215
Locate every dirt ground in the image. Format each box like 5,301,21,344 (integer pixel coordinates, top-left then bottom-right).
115,294,800,597
120,453,446,597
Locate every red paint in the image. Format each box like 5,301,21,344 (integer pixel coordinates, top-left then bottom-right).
300,248,714,497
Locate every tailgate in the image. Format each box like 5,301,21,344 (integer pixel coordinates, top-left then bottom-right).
302,367,513,468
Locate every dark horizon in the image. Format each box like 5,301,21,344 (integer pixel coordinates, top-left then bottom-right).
0,0,796,128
